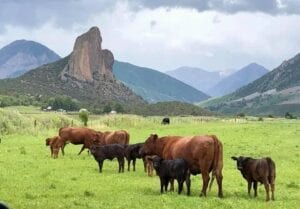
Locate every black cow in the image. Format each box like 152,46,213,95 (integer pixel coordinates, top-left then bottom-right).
149,155,191,195
161,117,170,125
231,156,276,201
90,144,126,173
125,142,146,172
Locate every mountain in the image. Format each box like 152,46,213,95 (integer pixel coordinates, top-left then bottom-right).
201,54,300,115
0,27,145,110
0,40,60,78
207,63,268,97
165,67,222,93
113,61,210,103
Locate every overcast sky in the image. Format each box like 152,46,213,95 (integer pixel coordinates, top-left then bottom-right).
0,0,300,72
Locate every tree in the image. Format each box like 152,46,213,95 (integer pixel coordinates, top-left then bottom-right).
79,109,89,126
103,104,112,114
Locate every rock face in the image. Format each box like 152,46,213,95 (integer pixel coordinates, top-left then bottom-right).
61,27,114,82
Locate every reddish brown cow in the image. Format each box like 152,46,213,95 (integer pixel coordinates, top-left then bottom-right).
141,134,223,197
59,127,102,155
45,136,65,158
98,130,130,145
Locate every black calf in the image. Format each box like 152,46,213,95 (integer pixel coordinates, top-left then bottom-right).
150,156,191,195
90,144,126,173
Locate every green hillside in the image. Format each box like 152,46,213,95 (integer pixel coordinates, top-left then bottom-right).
113,61,210,103
201,53,300,116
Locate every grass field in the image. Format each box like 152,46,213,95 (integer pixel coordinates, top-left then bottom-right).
0,108,300,209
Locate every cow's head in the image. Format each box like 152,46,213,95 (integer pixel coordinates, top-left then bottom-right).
231,156,251,170
139,134,158,157
148,155,163,170
45,138,51,146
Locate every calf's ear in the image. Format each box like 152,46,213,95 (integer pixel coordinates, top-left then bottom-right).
231,156,238,161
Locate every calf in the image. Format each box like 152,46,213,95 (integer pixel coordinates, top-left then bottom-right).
90,144,126,173
231,156,276,201
149,156,191,195
124,143,146,172
45,136,65,158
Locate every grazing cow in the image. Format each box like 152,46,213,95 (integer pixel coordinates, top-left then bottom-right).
161,117,170,125
90,144,126,173
98,130,130,145
149,155,191,195
45,136,65,158
140,134,223,197
231,156,276,201
59,127,102,155
124,142,146,172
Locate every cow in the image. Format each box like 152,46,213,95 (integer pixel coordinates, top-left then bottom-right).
161,117,170,125
45,136,65,158
124,142,146,172
149,155,191,195
98,130,129,145
231,156,276,201
59,127,102,155
140,134,223,197
90,144,126,173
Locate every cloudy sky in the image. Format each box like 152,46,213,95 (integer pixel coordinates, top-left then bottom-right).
0,0,300,72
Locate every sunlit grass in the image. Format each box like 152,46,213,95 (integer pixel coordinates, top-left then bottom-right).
0,111,299,208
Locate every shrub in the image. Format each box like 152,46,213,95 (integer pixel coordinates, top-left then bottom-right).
79,109,89,126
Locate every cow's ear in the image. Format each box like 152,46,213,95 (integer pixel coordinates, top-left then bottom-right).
231,156,238,161
153,134,158,140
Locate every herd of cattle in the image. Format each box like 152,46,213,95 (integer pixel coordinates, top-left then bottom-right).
45,126,276,201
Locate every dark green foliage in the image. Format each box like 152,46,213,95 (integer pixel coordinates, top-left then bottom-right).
285,112,296,119
103,104,112,113
79,109,89,126
130,101,213,116
45,96,79,111
236,113,245,117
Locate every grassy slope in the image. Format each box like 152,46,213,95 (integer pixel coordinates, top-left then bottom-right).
113,61,210,103
0,110,299,209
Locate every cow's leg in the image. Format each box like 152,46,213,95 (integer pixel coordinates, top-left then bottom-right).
78,145,86,155
160,177,164,193
270,179,275,200
263,179,270,201
50,147,53,158
215,168,223,198
169,179,174,192
164,177,169,192
143,157,147,172
98,161,103,173
186,174,191,196
121,157,125,172
247,181,252,196
178,180,184,194
127,158,131,171
253,181,258,197
61,144,65,156
133,158,136,172
209,173,215,191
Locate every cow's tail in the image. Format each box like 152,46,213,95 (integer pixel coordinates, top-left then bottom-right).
266,157,276,183
210,135,223,189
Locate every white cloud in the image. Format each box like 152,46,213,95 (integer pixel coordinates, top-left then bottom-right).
0,1,300,72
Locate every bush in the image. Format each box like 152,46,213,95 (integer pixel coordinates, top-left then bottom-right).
79,109,89,126
285,112,296,119
236,113,245,118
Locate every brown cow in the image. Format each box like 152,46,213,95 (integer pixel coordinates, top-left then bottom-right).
141,134,223,197
231,156,276,201
45,136,65,158
98,130,129,145
59,127,102,155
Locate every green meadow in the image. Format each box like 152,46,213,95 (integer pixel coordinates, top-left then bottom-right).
0,107,299,209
